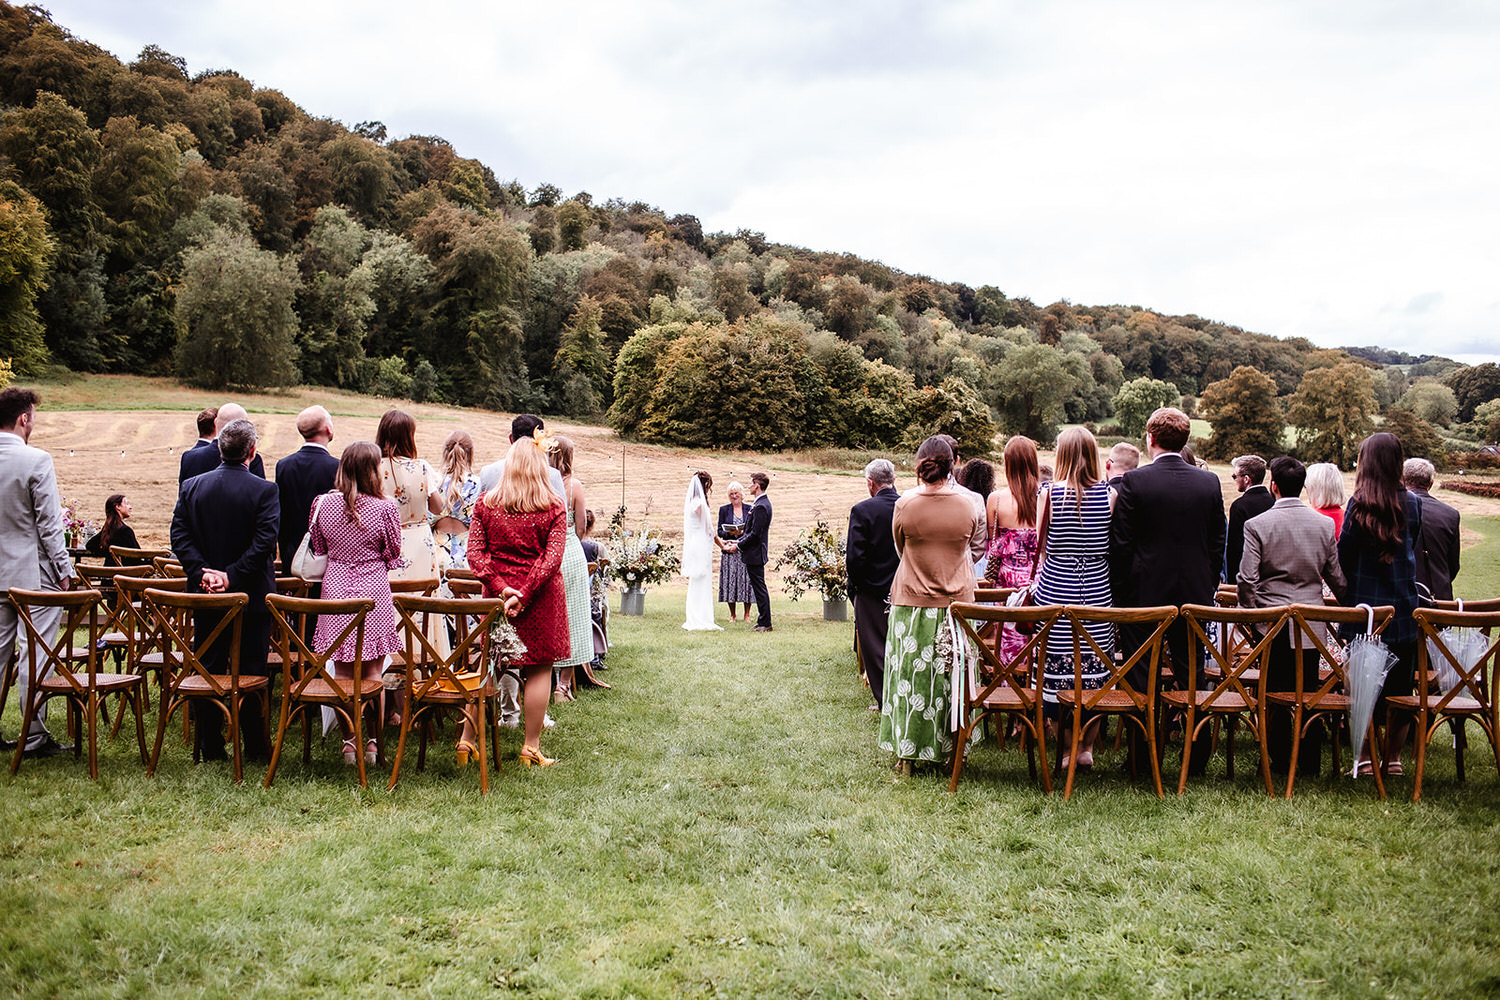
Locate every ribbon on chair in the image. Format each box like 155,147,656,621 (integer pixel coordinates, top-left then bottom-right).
944,609,978,734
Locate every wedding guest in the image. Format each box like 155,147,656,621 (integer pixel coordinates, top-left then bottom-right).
716,482,753,622
376,409,443,584
433,429,481,571
547,435,595,696
879,437,976,774
84,494,139,559
1105,442,1139,488
177,407,217,483
1033,427,1115,769
179,402,266,481
1305,463,1347,536
846,458,899,710
1226,455,1274,584
1038,463,1054,484
1339,432,1420,777
983,436,1041,663
467,435,568,768
1402,458,1461,602
274,405,338,575
959,458,996,578
308,442,403,766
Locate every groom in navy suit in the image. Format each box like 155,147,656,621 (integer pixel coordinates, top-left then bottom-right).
730,472,774,631
273,405,339,574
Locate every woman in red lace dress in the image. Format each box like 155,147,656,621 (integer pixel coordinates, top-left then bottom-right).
466,435,568,767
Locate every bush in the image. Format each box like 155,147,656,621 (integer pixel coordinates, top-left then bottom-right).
1445,451,1500,471
1440,478,1500,499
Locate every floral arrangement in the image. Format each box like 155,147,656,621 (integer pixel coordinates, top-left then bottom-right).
774,520,848,602
604,504,680,589
59,496,94,547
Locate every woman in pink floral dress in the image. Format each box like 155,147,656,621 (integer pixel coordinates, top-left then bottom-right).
984,435,1041,662
310,441,404,765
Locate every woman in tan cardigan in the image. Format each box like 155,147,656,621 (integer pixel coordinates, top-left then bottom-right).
877,436,979,774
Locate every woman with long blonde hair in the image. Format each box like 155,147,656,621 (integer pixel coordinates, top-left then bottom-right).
465,436,568,767
432,429,480,569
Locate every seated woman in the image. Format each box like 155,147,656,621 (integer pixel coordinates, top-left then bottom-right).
85,494,141,561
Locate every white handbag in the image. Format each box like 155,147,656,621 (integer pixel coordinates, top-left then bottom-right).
291,495,330,581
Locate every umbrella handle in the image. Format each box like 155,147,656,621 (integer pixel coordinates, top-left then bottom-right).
1356,602,1375,636
1457,598,1464,612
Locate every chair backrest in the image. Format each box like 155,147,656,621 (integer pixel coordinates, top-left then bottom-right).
948,600,1061,710
1286,603,1395,700
141,589,249,695
1412,608,1500,717
110,545,170,568
447,577,484,599
1215,583,1239,608
274,576,312,598
153,558,186,578
265,593,374,695
1431,597,1500,614
7,588,105,695
445,567,477,583
1181,604,1289,706
392,593,505,697
1059,605,1178,711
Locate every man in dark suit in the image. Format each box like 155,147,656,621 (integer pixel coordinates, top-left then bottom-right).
1226,455,1275,582
729,471,774,631
179,402,266,481
846,459,900,709
178,407,218,484
1109,406,1227,774
274,405,339,574
1105,442,1139,489
170,418,279,763
1403,458,1462,601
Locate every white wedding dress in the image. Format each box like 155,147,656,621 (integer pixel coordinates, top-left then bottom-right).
682,476,722,631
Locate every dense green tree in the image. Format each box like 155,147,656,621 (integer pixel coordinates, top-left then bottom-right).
1198,366,1285,461
1468,399,1500,444
1394,380,1458,427
0,180,54,374
1381,407,1446,468
1445,363,1500,422
1112,377,1181,439
553,295,610,414
296,205,376,385
989,341,1083,441
1287,362,1375,467
173,230,299,388
906,377,997,458
557,200,589,252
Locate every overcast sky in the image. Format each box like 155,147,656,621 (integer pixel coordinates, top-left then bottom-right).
41,0,1500,363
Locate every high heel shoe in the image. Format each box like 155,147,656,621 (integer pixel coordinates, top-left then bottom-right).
456,739,477,767
518,745,555,768
365,739,378,766
342,738,357,766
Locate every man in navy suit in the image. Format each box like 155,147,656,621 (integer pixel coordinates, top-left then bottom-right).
170,419,279,763
846,459,900,708
728,471,774,631
273,405,339,574
1225,455,1274,583
179,402,266,482
178,407,218,484
1109,406,1226,775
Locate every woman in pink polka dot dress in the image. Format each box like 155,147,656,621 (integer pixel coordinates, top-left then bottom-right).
310,441,404,765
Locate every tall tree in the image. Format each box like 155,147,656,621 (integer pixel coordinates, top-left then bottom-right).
553,294,610,415
173,230,299,388
0,179,55,375
1198,366,1285,460
1287,362,1375,467
1112,377,1181,440
989,341,1083,441
1445,363,1500,423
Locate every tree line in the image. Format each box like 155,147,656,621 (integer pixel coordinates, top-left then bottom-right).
1,3,1496,461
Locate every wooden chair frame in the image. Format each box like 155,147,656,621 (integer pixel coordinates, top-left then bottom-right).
946,601,1062,794
388,593,507,793
263,594,378,788
109,545,171,568
1054,605,1178,799
1171,604,1286,796
7,588,149,778
143,589,265,783
1390,608,1500,801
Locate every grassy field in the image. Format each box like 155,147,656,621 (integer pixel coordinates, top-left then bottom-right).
4,589,1500,999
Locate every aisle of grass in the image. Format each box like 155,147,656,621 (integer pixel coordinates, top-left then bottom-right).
4,589,1500,999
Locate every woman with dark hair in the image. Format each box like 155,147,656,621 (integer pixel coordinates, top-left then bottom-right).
879,436,977,774
984,437,1041,661
375,409,443,585
467,435,568,767
683,470,721,631
1032,426,1114,770
547,434,595,698
85,494,138,558
1338,432,1420,776
309,441,404,765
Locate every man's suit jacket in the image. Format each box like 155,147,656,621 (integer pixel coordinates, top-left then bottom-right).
738,494,773,567
170,464,279,608
1226,485,1275,582
1410,487,1461,602
1238,498,1347,646
0,432,73,593
273,443,340,572
1109,452,1227,608
846,487,900,598
180,441,265,483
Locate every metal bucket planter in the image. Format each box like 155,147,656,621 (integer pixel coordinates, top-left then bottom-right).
620,585,646,616
823,598,848,622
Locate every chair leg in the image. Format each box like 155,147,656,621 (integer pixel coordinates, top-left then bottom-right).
387,708,414,792
1453,719,1467,783
947,717,974,793
1284,705,1303,799
353,693,367,790
1224,715,1236,780
230,697,243,785
1176,705,1195,796
1062,709,1084,800
87,691,100,780
132,685,148,766
475,697,489,795
1411,712,1429,802
9,686,42,775
264,704,292,789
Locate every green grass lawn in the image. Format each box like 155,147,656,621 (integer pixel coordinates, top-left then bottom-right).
4,590,1500,999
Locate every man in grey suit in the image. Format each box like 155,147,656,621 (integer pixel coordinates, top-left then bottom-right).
1237,456,1347,774
0,388,76,755
1403,458,1461,602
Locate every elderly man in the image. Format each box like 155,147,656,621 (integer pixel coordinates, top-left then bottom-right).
0,388,75,756
1226,455,1274,583
1403,458,1461,602
180,402,266,480
170,418,279,763
1238,456,1347,774
846,458,900,710
274,405,339,574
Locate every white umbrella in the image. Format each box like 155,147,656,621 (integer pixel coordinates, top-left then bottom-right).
1425,600,1488,696
1345,603,1398,775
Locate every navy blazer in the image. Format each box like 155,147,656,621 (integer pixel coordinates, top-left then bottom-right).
180,440,265,483
737,494,773,567
1109,453,1226,608
717,502,750,540
273,444,340,572
846,487,900,598
170,463,280,608
1226,485,1275,583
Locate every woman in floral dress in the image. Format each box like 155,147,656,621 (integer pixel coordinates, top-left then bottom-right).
433,429,480,571
376,409,443,583
984,435,1041,662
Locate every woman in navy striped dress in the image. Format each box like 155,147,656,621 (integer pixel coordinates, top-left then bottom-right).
1031,426,1115,768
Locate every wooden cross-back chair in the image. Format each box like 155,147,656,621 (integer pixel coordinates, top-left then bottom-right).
1171,605,1287,796
263,594,378,788
143,589,266,783
72,564,153,669
1271,603,1395,799
152,557,185,578
1389,608,1500,801
1054,605,1178,799
388,593,507,793
7,588,149,779
946,601,1062,794
109,545,170,568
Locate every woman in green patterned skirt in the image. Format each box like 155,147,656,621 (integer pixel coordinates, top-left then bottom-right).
878,436,979,773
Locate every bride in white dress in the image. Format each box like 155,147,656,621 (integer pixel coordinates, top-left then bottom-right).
682,471,722,631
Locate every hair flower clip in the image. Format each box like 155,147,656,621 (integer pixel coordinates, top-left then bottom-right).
533,427,559,452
